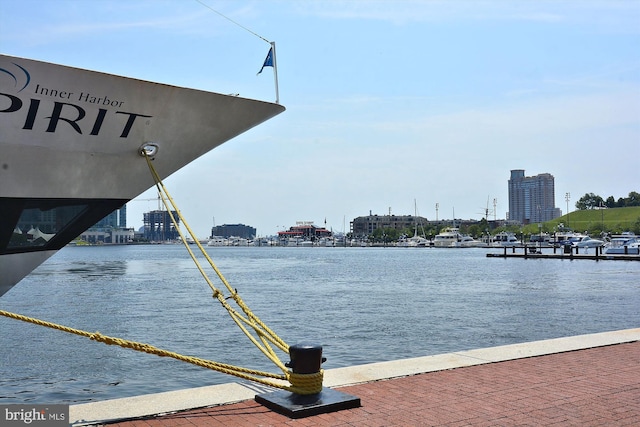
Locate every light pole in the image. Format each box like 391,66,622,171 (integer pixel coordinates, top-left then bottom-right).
565,192,571,228
539,223,543,252
537,204,542,252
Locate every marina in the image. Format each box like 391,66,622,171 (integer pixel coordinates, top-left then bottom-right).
2,3,638,425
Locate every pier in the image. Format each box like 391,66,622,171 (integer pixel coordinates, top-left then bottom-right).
69,329,640,426
487,245,640,261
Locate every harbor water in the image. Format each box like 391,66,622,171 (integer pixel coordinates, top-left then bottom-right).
1,245,639,404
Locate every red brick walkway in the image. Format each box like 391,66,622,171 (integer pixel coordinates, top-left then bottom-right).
109,342,639,426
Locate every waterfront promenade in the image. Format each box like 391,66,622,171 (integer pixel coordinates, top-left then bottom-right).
70,328,640,426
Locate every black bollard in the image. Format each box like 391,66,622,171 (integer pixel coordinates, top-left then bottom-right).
286,343,326,374
255,342,360,418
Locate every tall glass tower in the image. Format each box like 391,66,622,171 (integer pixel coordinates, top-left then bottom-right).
508,170,562,224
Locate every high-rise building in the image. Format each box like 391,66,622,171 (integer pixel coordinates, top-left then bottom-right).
508,170,562,224
143,210,180,241
92,205,126,229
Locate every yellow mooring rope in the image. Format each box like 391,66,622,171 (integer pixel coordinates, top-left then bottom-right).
0,152,323,395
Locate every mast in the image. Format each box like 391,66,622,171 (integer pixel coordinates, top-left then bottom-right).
413,199,418,237
271,41,280,104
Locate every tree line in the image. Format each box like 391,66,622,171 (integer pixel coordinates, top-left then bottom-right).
576,191,640,210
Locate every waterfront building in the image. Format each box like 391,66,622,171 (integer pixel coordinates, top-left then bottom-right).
81,205,130,242
278,221,332,241
508,169,562,224
79,227,134,244
143,209,180,241
211,223,256,239
350,212,428,237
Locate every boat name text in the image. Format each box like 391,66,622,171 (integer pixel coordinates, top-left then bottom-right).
0,84,152,138
33,83,126,107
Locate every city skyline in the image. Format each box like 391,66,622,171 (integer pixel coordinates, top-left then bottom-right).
127,175,634,237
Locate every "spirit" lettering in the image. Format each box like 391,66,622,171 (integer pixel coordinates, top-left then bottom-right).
0,92,151,137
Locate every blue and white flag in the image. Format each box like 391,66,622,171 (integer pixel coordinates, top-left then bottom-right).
257,47,273,75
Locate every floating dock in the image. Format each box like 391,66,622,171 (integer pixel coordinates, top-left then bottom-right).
487,246,640,261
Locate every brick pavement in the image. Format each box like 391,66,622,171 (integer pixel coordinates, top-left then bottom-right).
106,341,639,427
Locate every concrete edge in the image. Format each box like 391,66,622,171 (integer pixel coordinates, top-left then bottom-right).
70,382,257,426
70,328,640,425
324,328,640,387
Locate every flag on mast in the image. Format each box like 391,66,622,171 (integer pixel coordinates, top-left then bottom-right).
257,42,280,104
257,47,274,75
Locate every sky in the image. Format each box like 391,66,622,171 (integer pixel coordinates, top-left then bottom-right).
1,0,639,238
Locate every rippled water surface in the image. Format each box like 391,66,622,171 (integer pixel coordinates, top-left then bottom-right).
1,245,639,403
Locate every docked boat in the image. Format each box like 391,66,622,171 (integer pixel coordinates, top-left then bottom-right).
0,54,285,297
604,234,640,255
572,236,605,248
432,227,460,247
397,234,430,247
459,235,484,248
402,200,430,247
552,230,586,247
432,227,481,247
407,235,431,247
492,231,519,247
207,236,230,247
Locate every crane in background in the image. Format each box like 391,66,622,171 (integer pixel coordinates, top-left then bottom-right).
131,193,162,211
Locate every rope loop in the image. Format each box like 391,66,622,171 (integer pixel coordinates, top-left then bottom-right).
286,370,324,395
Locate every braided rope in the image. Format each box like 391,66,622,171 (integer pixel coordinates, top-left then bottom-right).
0,154,326,396
143,154,295,372
0,309,291,390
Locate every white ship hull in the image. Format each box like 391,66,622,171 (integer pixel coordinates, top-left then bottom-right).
0,54,284,296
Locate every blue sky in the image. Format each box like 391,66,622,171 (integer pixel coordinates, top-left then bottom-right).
2,1,639,237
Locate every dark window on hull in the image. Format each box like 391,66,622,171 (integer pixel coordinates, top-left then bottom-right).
0,198,127,255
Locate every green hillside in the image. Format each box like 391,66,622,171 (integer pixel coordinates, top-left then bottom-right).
523,206,640,236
